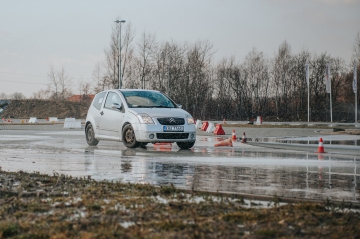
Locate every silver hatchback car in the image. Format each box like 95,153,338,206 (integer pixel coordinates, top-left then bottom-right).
85,89,196,149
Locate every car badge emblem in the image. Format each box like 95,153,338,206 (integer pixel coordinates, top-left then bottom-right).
169,118,176,124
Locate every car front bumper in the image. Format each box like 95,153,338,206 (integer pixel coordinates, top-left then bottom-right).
132,123,196,143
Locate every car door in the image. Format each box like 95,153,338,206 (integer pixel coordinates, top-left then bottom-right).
99,91,125,138
91,92,107,135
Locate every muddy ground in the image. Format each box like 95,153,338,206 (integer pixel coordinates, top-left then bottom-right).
0,170,359,239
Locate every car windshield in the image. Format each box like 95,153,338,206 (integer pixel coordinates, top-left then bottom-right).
121,91,176,108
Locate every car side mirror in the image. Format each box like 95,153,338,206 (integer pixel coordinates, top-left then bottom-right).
111,103,122,110
177,104,182,109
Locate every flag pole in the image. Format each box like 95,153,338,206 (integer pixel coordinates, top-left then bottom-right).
325,64,333,123
306,63,310,123
355,63,358,124
329,64,333,123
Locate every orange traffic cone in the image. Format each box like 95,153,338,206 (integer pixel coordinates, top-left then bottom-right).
231,130,237,141
214,138,233,147
213,124,225,135
154,142,172,151
46,117,49,121
316,138,325,153
154,142,172,146
241,132,247,143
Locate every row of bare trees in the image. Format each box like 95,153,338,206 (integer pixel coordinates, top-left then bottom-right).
0,92,26,100
25,25,360,122
90,23,359,122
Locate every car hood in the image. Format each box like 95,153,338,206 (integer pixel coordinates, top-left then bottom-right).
128,107,191,118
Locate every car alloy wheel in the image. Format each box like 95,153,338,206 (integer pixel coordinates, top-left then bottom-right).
122,124,140,148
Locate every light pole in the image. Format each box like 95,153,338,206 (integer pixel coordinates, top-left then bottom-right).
114,19,126,89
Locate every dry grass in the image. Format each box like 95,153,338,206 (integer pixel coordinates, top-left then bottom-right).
1,170,359,238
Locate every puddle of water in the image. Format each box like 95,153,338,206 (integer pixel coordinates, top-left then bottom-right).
1,131,359,203
2,146,359,203
200,137,227,142
0,135,51,141
38,131,84,136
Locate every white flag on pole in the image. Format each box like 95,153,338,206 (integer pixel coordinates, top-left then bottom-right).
305,64,309,86
354,64,357,94
324,64,331,93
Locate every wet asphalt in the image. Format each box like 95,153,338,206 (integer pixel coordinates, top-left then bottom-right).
1,122,359,204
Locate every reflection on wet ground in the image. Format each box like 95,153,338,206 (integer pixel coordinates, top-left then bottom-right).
1,144,359,203
0,130,359,204
245,136,360,147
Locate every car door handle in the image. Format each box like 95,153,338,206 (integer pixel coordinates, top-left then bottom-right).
100,111,104,116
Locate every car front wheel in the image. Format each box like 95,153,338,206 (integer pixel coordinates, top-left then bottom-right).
176,141,195,150
122,124,140,148
85,123,99,146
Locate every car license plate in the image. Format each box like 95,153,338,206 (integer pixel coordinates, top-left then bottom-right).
163,126,184,132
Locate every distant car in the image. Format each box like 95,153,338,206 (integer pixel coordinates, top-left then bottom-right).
85,89,196,149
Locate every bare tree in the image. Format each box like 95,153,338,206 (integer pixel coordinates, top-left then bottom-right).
58,66,72,100
136,31,156,89
0,92,8,99
121,23,135,88
32,88,51,99
352,32,360,65
47,65,73,100
271,41,294,118
103,21,135,89
92,63,105,93
11,92,26,99
47,65,60,99
243,48,270,117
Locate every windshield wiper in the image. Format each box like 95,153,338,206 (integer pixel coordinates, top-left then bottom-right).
152,105,173,108
131,105,151,108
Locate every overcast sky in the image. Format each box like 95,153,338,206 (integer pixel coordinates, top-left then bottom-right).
1,0,360,97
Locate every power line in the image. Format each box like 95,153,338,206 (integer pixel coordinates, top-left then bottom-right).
0,71,92,80
0,71,47,78
0,79,45,85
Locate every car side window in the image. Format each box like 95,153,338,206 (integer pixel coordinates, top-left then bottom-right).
104,92,122,109
92,92,106,110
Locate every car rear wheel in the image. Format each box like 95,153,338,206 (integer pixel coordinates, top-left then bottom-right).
176,141,195,150
122,124,140,148
86,123,99,146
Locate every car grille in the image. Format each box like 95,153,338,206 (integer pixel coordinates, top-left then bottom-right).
156,133,189,139
157,118,185,125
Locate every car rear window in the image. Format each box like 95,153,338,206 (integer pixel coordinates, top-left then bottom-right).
92,92,106,110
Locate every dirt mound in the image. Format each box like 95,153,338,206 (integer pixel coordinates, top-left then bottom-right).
1,99,91,119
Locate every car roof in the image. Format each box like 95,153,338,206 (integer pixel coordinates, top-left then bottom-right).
96,89,161,96
117,89,159,92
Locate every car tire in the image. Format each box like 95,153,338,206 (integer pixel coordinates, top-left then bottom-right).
86,123,99,146
122,124,140,148
176,141,195,150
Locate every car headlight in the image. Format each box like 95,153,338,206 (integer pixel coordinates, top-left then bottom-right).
137,113,154,124
186,115,195,124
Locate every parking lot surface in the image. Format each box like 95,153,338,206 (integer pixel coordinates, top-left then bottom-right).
1,122,359,203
